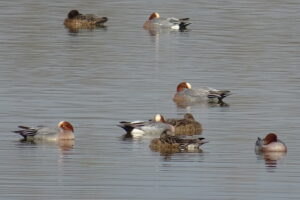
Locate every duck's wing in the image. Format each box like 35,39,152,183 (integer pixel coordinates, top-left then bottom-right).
184,88,209,98
13,125,38,139
139,122,171,134
207,87,231,100
12,125,58,139
79,14,108,24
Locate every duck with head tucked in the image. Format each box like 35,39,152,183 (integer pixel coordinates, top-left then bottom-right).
255,133,287,152
150,130,208,153
165,113,202,135
13,121,75,142
118,114,175,138
143,12,190,31
173,82,231,105
64,10,108,30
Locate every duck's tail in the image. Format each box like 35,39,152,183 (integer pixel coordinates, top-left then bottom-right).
117,122,134,133
208,90,232,102
95,17,108,26
12,126,38,139
179,22,191,31
196,137,209,145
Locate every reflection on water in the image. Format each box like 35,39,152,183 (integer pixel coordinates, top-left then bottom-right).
18,139,75,152
150,143,203,156
145,27,190,36
174,100,230,109
65,26,108,34
256,151,287,169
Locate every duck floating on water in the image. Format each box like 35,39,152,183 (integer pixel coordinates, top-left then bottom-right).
173,82,231,105
255,133,287,152
143,12,190,31
13,121,75,141
165,113,202,135
150,130,208,153
118,114,175,138
64,10,108,30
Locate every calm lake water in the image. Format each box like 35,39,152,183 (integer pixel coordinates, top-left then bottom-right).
1,0,300,199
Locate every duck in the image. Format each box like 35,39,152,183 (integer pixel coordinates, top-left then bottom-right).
173,82,231,104
165,113,202,135
64,10,108,29
143,12,190,31
13,121,75,141
117,114,175,138
255,133,287,152
150,130,208,152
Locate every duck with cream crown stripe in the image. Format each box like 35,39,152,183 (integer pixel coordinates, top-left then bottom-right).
173,82,231,105
143,12,191,31
13,121,75,141
118,114,175,138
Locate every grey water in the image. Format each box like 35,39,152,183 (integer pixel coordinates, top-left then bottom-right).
0,0,300,199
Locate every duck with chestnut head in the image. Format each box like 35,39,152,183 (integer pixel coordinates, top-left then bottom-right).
255,133,287,152
118,114,175,138
173,82,231,105
143,12,190,31
13,121,75,141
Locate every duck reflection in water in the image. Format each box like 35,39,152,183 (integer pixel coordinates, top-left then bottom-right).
17,138,75,152
175,100,230,109
256,151,287,168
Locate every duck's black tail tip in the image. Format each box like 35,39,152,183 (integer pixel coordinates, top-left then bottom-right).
179,22,191,31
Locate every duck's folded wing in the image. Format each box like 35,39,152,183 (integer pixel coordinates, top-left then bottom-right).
13,126,41,138
184,88,208,98
207,88,231,99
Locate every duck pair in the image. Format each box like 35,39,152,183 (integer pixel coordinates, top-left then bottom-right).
118,113,202,138
64,10,191,31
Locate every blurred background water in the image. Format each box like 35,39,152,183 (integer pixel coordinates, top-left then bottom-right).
0,0,300,199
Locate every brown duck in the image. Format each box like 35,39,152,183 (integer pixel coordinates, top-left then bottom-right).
165,113,202,135
150,130,208,153
64,10,108,30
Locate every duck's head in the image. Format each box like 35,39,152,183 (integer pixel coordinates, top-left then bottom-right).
263,133,277,145
154,114,165,122
68,10,80,19
58,121,74,132
148,12,160,20
176,82,192,92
